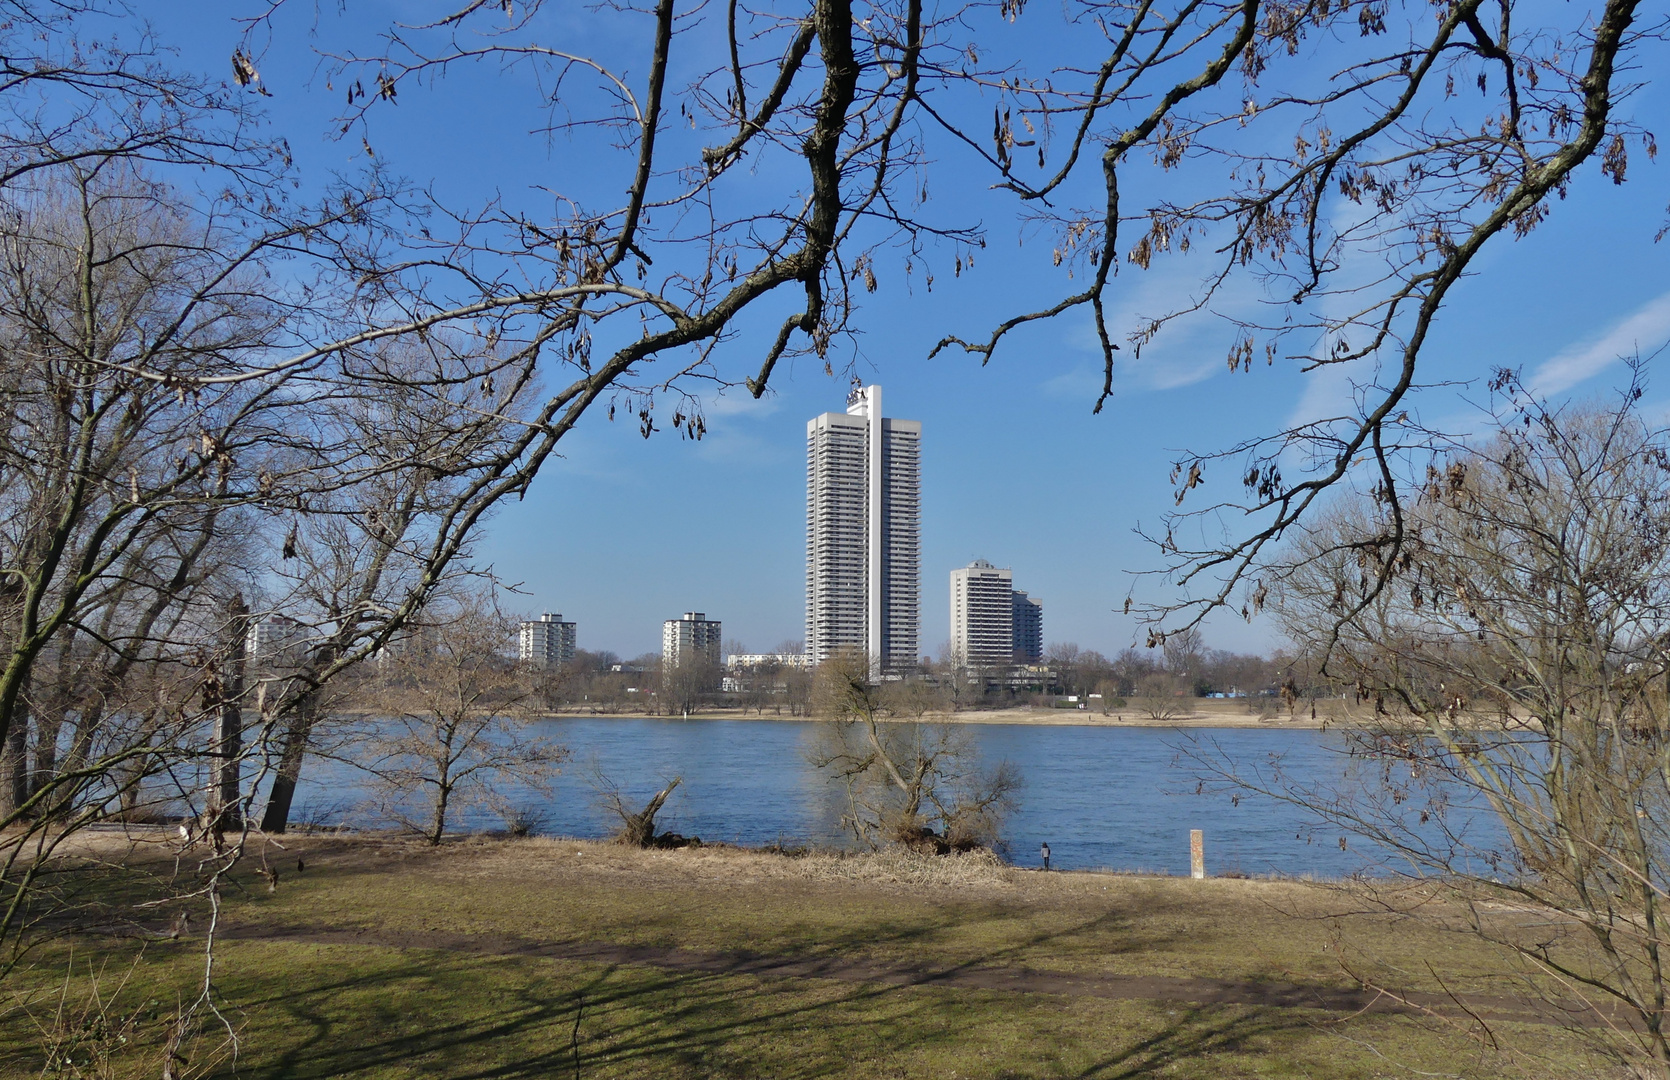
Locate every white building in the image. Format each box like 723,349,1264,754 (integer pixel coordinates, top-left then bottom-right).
663,612,722,669
725,652,811,670
806,383,920,673
244,615,305,669
520,612,577,668
950,560,1015,667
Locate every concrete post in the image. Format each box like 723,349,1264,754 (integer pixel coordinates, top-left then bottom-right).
1190,829,1205,879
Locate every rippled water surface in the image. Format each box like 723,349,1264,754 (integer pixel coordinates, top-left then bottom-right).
292,718,1496,875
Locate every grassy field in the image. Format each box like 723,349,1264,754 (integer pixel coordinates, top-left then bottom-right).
0,834,1618,1079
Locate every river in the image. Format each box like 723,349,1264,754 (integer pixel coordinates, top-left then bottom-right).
290,718,1494,876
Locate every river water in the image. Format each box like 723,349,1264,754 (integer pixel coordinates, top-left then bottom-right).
290,718,1494,876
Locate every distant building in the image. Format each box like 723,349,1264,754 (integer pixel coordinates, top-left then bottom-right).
949,562,1044,666
806,383,920,673
374,623,439,667
245,615,305,669
663,612,722,669
1012,590,1043,662
950,560,1015,667
725,652,811,670
519,612,577,668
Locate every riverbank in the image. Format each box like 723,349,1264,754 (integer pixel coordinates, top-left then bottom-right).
5,832,1606,1078
538,697,1346,729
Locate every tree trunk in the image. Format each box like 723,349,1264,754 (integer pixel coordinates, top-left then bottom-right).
30,712,60,802
429,782,450,845
0,703,28,819
28,633,76,803
53,701,105,808
620,777,681,846
258,704,314,834
259,637,339,834
206,595,249,833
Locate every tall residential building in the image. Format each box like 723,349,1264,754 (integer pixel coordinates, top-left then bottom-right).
806,384,920,672
1012,590,1044,662
950,560,1015,666
949,562,1045,666
663,612,722,669
520,612,577,668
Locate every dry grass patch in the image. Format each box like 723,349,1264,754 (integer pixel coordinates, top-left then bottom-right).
176,834,1525,998
0,832,1628,1079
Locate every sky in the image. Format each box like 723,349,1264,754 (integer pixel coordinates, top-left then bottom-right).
154,2,1670,660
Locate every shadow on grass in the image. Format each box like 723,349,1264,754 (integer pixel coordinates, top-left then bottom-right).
32,842,1481,1078
211,942,1321,1080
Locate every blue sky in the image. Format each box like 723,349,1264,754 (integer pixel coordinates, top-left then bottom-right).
159,2,1670,659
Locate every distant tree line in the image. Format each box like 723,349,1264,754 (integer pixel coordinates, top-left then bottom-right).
931,631,1333,714
518,631,1335,719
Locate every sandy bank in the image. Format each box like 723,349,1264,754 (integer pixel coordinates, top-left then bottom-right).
537,697,1347,729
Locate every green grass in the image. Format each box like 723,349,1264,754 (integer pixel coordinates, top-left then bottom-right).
0,835,1617,1079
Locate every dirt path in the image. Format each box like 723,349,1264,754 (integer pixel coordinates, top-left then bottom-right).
217,922,1588,1029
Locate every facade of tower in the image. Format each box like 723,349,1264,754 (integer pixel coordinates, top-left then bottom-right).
950,560,1015,666
1011,590,1044,662
662,612,722,669
245,615,305,672
806,384,920,672
520,613,577,668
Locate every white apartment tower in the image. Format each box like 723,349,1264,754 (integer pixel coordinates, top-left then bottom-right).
520,613,577,668
663,612,723,669
950,560,1016,667
806,384,920,672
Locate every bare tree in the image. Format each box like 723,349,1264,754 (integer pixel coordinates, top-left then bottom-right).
198,0,1657,811
931,644,975,712
663,654,719,719
809,651,1020,852
1132,672,1192,722
596,774,686,848
0,0,991,854
351,596,567,845
1162,628,1206,693
0,0,1660,1056
782,665,814,718
1254,376,1670,1075
922,0,1657,639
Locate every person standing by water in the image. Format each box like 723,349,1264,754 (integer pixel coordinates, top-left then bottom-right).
1040,842,1051,871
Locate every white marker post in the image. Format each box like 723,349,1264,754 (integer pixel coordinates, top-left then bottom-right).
1190,829,1205,879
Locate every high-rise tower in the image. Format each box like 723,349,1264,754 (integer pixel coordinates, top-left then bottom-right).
949,562,1044,667
949,560,1014,667
806,384,920,672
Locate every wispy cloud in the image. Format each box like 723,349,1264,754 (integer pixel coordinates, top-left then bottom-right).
705,388,782,418
1285,358,1363,431
1051,259,1262,397
1529,289,1670,397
